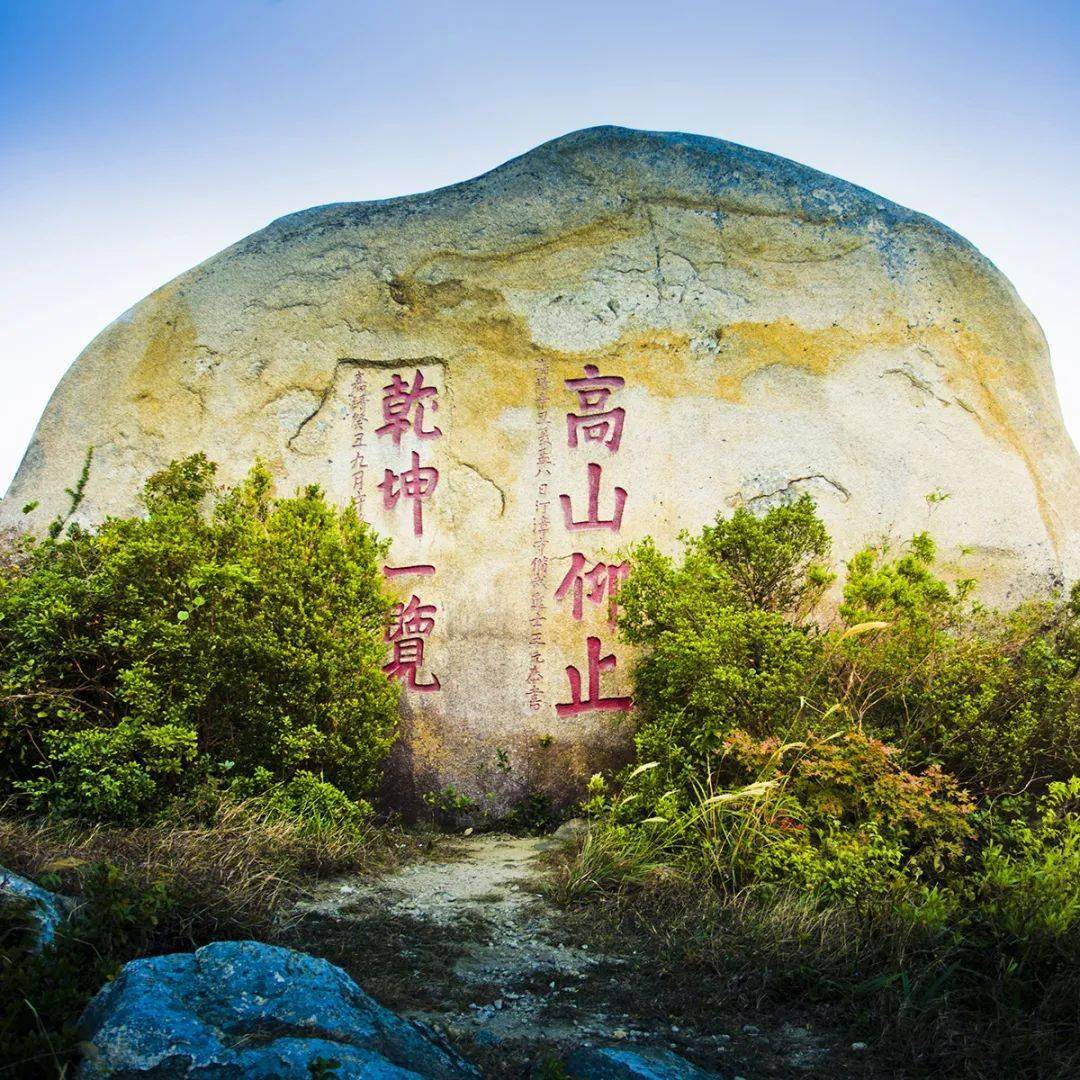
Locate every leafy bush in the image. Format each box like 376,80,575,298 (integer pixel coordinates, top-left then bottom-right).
835,537,1080,793
228,767,374,831
556,496,1080,1076
615,497,1080,825
962,777,1080,943
0,455,399,821
617,496,832,800
581,728,974,900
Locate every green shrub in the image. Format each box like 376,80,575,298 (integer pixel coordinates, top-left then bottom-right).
585,727,974,898
835,538,1080,793
229,767,374,832
0,455,399,821
963,777,1080,942
617,496,832,804
617,497,1080,821
558,496,1080,1076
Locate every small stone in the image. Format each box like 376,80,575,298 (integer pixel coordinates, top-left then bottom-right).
851,1042,868,1052
742,1024,760,1035
566,1047,720,1079
0,866,74,950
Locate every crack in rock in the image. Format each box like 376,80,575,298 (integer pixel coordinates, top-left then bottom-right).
733,474,851,508
285,357,448,454
882,366,952,407
286,380,339,451
451,459,506,517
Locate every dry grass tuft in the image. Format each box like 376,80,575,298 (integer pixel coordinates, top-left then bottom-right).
0,799,414,940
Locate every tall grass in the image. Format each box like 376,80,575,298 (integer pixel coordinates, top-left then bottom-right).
0,796,407,940
547,801,1080,1079
550,737,814,902
0,798,421,1078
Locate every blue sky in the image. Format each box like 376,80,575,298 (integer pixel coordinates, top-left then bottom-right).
2,0,1078,491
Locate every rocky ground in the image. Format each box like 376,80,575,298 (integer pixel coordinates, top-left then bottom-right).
286,833,889,1079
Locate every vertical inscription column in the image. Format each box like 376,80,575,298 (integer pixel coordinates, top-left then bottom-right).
527,356,554,712
366,369,445,694
348,370,369,520
553,364,633,717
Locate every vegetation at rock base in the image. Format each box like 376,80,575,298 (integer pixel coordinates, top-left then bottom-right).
2,459,1080,1077
0,801,418,1075
0,455,410,1074
0,454,398,822
551,495,1080,1078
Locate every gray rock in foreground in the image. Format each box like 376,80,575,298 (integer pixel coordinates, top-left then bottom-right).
0,865,72,949
565,1045,722,1079
76,939,479,1078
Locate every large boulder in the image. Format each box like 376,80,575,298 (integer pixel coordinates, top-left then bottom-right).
8,126,1079,806
76,939,478,1078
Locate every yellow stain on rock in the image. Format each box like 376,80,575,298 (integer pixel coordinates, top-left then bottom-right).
121,207,1062,558
131,289,198,410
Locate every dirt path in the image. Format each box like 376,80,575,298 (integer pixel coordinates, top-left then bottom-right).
287,833,862,1078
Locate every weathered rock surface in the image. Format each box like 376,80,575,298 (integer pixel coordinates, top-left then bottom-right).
8,126,1080,805
76,939,479,1078
565,1045,722,1079
0,865,72,949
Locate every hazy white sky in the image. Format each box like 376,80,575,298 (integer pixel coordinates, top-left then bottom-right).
2,0,1078,495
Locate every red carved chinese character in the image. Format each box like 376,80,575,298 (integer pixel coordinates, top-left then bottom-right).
382,593,440,691
566,364,624,410
385,595,438,642
560,463,626,532
566,364,625,452
376,370,442,445
378,451,439,536
382,637,441,691
383,564,436,578
556,636,632,716
554,554,631,626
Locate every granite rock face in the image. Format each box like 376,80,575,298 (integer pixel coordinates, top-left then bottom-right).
8,126,1080,806
76,939,479,1078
